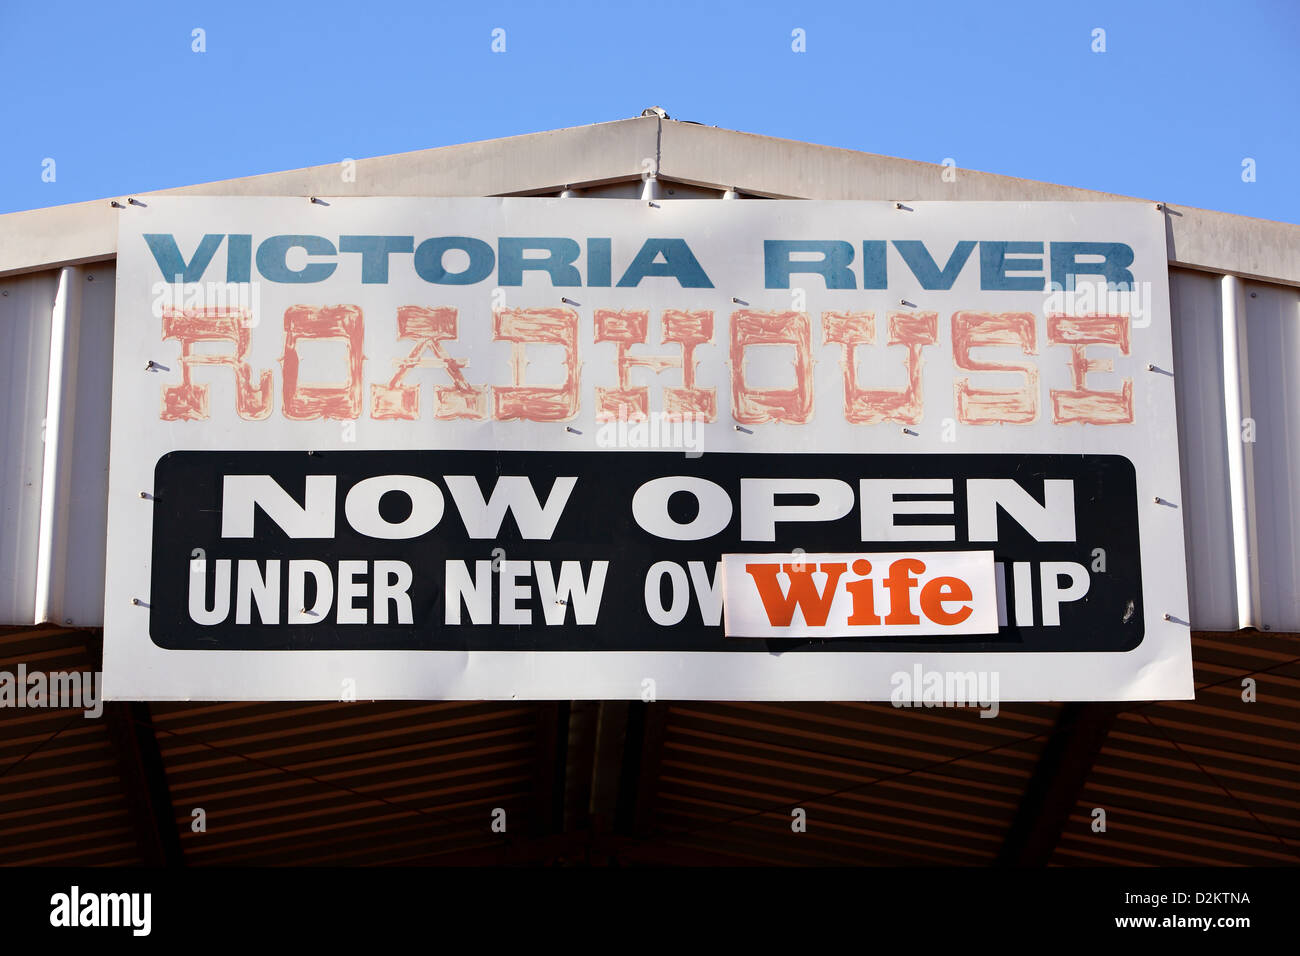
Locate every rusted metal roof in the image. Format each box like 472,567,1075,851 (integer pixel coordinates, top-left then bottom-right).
0,626,141,865
151,700,543,865
4,625,1294,866
1054,630,1300,866
623,701,1055,865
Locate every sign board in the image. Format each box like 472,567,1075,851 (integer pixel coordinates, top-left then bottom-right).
103,197,1192,701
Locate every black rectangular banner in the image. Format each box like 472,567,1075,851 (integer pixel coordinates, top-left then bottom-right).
150,450,1142,653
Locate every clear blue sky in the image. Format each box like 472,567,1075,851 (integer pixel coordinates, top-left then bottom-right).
2,0,1297,222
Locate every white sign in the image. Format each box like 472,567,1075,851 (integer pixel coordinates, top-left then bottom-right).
102,197,1192,701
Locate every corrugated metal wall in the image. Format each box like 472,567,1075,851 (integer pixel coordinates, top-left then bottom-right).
0,264,114,627
1244,281,1300,628
0,271,57,620
0,228,1297,633
1170,268,1300,630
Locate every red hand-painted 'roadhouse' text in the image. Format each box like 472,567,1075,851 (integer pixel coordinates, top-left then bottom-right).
159,306,1134,426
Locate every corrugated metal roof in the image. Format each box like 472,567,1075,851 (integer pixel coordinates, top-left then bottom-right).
152,700,546,865
1054,630,1300,866
626,701,1057,865
2,625,1296,866
0,626,141,866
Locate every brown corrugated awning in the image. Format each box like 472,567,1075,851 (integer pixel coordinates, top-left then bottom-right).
1,626,1296,866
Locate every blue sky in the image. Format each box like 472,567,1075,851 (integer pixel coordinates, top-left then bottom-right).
2,0,1297,221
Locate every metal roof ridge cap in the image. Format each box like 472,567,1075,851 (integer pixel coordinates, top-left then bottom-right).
0,116,660,220
661,121,1146,204
659,120,1300,233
